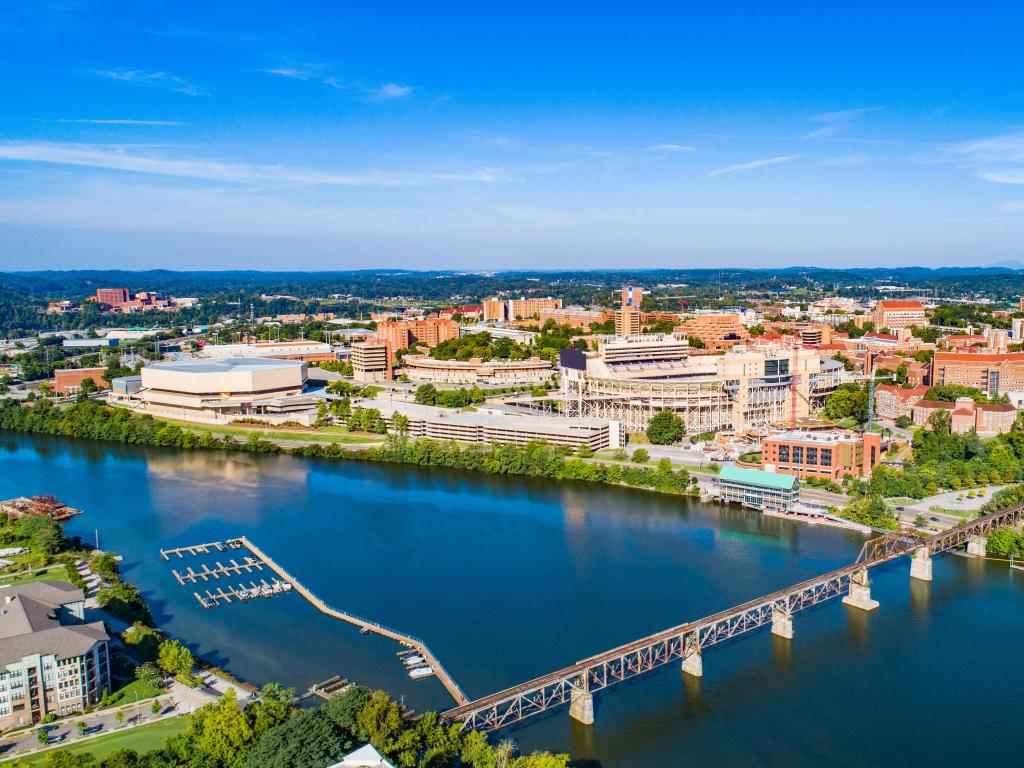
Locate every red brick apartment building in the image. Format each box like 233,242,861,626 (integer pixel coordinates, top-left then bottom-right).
761,430,883,480
873,384,929,420
912,397,1017,435
871,300,927,329
931,351,1024,396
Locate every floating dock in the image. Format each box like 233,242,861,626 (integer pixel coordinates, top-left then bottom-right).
160,539,243,560
172,558,265,585
239,535,469,707
191,578,293,608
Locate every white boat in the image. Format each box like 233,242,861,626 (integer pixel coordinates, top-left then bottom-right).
408,666,434,680
281,583,293,592
402,655,425,666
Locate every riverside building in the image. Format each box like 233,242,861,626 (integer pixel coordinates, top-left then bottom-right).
0,582,110,729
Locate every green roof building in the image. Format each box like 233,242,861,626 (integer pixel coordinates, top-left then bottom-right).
717,465,800,511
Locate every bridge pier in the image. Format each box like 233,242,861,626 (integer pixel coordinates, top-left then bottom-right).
569,688,594,725
842,568,879,611
966,535,987,557
771,606,793,640
910,546,932,581
681,648,703,678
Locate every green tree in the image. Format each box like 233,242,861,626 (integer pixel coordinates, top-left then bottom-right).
134,661,163,689
195,691,254,768
43,752,97,768
631,448,650,463
243,710,346,768
413,384,438,405
16,515,62,555
157,639,194,678
646,411,683,444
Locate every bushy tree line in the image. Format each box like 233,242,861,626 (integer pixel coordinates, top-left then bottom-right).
35,685,569,768
297,436,697,496
414,384,486,408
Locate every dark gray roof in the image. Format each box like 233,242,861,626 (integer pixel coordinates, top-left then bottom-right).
0,581,108,665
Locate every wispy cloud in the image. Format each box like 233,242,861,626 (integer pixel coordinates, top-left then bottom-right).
0,142,503,187
706,155,800,177
998,200,1024,213
949,132,1024,184
805,106,881,140
647,144,695,153
366,82,413,100
260,65,410,99
92,68,205,96
57,119,184,126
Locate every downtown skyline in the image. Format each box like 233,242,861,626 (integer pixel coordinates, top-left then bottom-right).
2,2,1024,269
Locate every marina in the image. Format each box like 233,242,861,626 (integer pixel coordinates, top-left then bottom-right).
160,535,463,703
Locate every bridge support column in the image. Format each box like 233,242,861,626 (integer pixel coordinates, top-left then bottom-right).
681,649,703,678
771,606,793,640
842,568,879,611
967,535,987,557
910,546,932,581
569,688,594,725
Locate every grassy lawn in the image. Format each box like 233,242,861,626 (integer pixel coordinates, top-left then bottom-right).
0,565,71,588
105,679,163,708
156,418,383,444
8,716,188,767
928,505,976,518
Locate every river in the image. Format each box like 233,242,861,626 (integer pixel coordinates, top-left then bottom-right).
0,433,1021,767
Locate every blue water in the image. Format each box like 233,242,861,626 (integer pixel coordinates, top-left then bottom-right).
1,433,1021,767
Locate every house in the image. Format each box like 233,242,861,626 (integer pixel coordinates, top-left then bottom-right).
873,384,928,420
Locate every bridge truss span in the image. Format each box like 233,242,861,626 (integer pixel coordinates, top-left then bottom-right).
444,502,1024,732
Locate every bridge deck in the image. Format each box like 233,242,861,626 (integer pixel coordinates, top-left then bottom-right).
442,502,1024,731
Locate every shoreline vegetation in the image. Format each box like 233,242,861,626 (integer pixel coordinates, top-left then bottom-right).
0,399,701,500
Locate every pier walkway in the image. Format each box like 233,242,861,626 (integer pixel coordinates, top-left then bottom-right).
238,536,469,707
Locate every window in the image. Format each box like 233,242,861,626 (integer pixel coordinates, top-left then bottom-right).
806,447,818,465
793,446,804,464
820,448,832,465
778,445,790,462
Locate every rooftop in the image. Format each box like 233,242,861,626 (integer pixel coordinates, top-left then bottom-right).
719,465,797,490
146,357,306,374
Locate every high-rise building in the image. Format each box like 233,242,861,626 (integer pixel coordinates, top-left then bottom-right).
377,318,459,351
620,285,643,307
94,288,130,308
351,340,392,382
614,306,641,337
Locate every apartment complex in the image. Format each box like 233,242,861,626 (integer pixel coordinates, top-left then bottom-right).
400,354,552,385
761,430,883,480
52,367,109,394
482,297,562,322
931,351,1024,396
675,314,749,350
613,306,641,337
351,340,392,382
377,318,459,351
871,300,926,330
0,582,110,729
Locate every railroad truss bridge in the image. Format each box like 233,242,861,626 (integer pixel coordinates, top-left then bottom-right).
440,503,1023,731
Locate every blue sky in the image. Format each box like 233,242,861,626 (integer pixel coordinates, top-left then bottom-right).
2,2,1023,270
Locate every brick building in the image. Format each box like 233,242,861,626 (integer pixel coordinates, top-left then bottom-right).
52,367,109,394
377,318,459,351
93,288,130,308
912,397,1017,434
871,300,926,330
873,384,928,420
761,429,883,480
930,351,1024,397
675,314,749,350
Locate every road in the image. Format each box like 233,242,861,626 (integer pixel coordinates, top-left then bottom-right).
0,695,179,760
